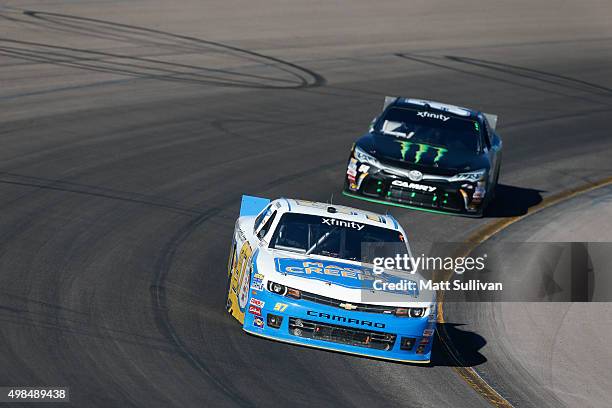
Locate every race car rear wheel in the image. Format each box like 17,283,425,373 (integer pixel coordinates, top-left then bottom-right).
490,162,501,202
225,272,234,313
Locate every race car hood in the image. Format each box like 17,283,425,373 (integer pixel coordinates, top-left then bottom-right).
254,246,434,307
357,132,489,173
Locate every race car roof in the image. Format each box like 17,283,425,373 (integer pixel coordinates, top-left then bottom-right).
277,198,400,230
385,96,480,120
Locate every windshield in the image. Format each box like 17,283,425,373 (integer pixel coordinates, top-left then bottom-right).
375,107,481,153
269,213,408,262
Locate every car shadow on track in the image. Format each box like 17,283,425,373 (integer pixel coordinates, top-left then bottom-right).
485,184,543,217
242,320,487,367
430,322,487,367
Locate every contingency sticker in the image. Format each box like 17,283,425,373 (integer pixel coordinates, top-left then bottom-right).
253,316,264,328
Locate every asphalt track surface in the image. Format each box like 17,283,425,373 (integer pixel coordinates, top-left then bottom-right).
1,1,612,407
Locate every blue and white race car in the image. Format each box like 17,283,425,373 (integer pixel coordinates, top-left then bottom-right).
226,195,437,363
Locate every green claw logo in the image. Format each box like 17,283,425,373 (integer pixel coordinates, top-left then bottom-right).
398,141,412,161
396,141,447,164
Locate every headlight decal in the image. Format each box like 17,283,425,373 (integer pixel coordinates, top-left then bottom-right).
354,146,381,167
348,148,376,191
449,169,487,182
267,281,287,296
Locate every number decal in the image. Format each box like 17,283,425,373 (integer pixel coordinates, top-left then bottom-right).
233,241,253,312
274,303,288,312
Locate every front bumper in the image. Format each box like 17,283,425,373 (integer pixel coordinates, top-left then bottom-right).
344,157,485,216
243,286,436,363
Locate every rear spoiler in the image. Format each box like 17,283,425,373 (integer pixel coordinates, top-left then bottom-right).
239,195,270,217
383,96,499,130
482,113,498,130
383,96,398,110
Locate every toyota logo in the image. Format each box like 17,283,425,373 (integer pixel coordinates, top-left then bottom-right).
408,170,423,181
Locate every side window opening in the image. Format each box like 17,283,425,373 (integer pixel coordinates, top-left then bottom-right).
481,119,492,150
257,210,277,240
227,239,237,274
253,204,272,232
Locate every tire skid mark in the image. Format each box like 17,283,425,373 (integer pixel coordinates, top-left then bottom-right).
0,9,326,90
150,203,255,407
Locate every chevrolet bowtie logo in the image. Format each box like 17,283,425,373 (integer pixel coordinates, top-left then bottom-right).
339,302,358,310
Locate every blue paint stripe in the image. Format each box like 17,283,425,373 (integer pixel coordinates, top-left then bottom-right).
389,214,399,229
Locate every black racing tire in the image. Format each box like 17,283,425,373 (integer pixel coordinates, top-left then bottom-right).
490,162,502,202
225,273,232,313
225,243,236,313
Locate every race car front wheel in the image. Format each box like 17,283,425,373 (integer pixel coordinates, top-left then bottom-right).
225,273,234,314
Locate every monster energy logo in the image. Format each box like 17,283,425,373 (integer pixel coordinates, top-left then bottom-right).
395,141,448,164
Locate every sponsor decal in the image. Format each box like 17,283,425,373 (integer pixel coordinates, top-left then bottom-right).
347,159,358,181
253,316,264,328
356,173,367,189
419,337,430,345
349,182,358,190
423,329,435,337
417,111,450,121
394,141,448,164
358,164,370,173
274,258,414,292
251,267,264,291
398,140,411,162
472,185,486,201
248,305,262,316
250,298,265,308
273,302,288,312
307,310,385,329
392,179,436,192
321,218,364,230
